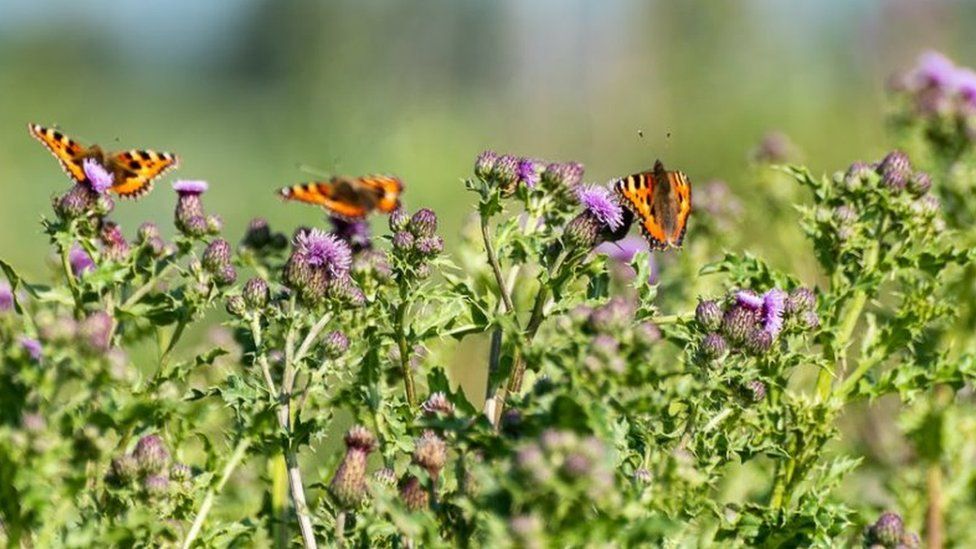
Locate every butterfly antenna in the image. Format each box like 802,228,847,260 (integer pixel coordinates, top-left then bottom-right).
297,163,330,178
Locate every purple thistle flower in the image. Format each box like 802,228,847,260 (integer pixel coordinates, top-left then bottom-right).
576,184,624,231
761,289,786,337
0,280,13,312
172,180,209,195
735,290,764,310
82,158,114,193
911,50,958,89
955,67,976,107
330,216,371,252
69,245,95,276
20,337,42,361
517,158,543,189
294,229,352,278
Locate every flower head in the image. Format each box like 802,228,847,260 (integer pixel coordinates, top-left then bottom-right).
474,150,499,180
761,288,786,337
576,184,624,231
134,434,170,474
517,158,543,188
735,290,764,310
911,50,958,89
80,311,113,353
955,67,976,106
323,330,349,359
294,229,352,278
83,158,114,193
867,511,905,547
695,300,723,331
408,208,438,238
413,430,448,477
172,180,209,195
543,162,584,190
422,392,455,416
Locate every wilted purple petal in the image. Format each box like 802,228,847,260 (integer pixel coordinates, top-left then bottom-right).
576,184,624,231
82,159,114,193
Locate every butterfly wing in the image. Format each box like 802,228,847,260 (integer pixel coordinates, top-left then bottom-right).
664,170,692,247
615,171,670,250
28,123,90,183
107,149,180,198
278,178,371,219
354,175,403,213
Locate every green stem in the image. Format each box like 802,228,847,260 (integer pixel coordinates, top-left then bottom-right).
395,298,417,408
270,454,288,549
182,438,250,549
480,215,516,315
122,262,177,309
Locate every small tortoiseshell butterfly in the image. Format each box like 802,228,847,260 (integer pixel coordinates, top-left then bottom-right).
278,175,403,220
614,159,692,250
28,124,179,198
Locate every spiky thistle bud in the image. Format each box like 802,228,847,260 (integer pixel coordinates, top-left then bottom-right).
323,330,349,359
373,467,397,487
226,295,246,317
879,151,912,192
413,430,448,477
329,426,377,508
389,207,410,232
243,217,272,248
474,150,499,180
109,454,139,484
399,475,429,511
142,474,170,498
409,208,438,238
722,305,756,345
744,380,767,402
699,332,728,362
415,236,444,257
79,311,113,353
134,434,170,475
908,171,932,196
202,239,232,273
421,392,455,416
243,277,269,309
492,154,519,188
867,512,904,547
695,300,723,331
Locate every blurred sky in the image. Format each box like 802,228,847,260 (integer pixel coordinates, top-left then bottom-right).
1,0,975,274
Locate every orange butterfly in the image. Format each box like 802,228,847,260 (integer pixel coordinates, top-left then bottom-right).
614,160,692,250
278,175,403,220
28,123,179,198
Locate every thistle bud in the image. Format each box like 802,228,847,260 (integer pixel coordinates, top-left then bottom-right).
413,430,448,477
721,306,756,345
542,162,584,190
563,212,601,250
699,332,728,361
392,231,415,252
226,295,246,317
373,467,397,487
745,328,773,355
329,426,376,508
389,207,410,232
399,475,429,511
214,264,238,286
206,214,223,234
137,222,160,243
879,151,912,192
243,277,269,309
744,380,767,402
415,235,444,256
695,300,723,331
422,392,455,416
474,150,499,180
109,454,139,484
867,512,904,547
323,330,349,359
134,434,170,475
492,154,519,187
55,185,96,219
202,239,232,273
171,463,192,483
142,474,170,498
79,311,113,353
785,287,816,316
843,161,873,190
633,468,652,484
243,217,272,248
409,208,438,238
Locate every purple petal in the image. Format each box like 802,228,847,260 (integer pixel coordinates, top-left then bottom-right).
594,236,657,283
761,288,786,337
295,228,352,277
576,184,624,231
954,67,976,105
735,290,764,310
172,180,209,195
69,245,95,276
912,50,957,89
83,159,114,193
19,337,42,360
0,280,12,312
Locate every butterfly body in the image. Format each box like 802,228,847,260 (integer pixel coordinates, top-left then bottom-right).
28,123,179,198
614,160,692,250
278,175,403,220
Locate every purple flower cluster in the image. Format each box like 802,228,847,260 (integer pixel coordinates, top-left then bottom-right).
696,286,819,364
389,208,443,278
564,183,632,250
283,228,363,306
473,150,584,193
890,50,976,143
106,434,191,501
514,430,614,501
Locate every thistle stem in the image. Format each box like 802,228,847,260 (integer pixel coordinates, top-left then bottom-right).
395,298,417,407
182,438,250,549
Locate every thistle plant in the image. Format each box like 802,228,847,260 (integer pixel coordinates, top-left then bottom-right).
4,53,976,547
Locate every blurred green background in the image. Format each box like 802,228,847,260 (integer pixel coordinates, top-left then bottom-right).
1,0,975,274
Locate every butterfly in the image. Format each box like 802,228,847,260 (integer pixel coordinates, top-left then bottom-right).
28,123,179,198
278,175,403,220
614,159,692,250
